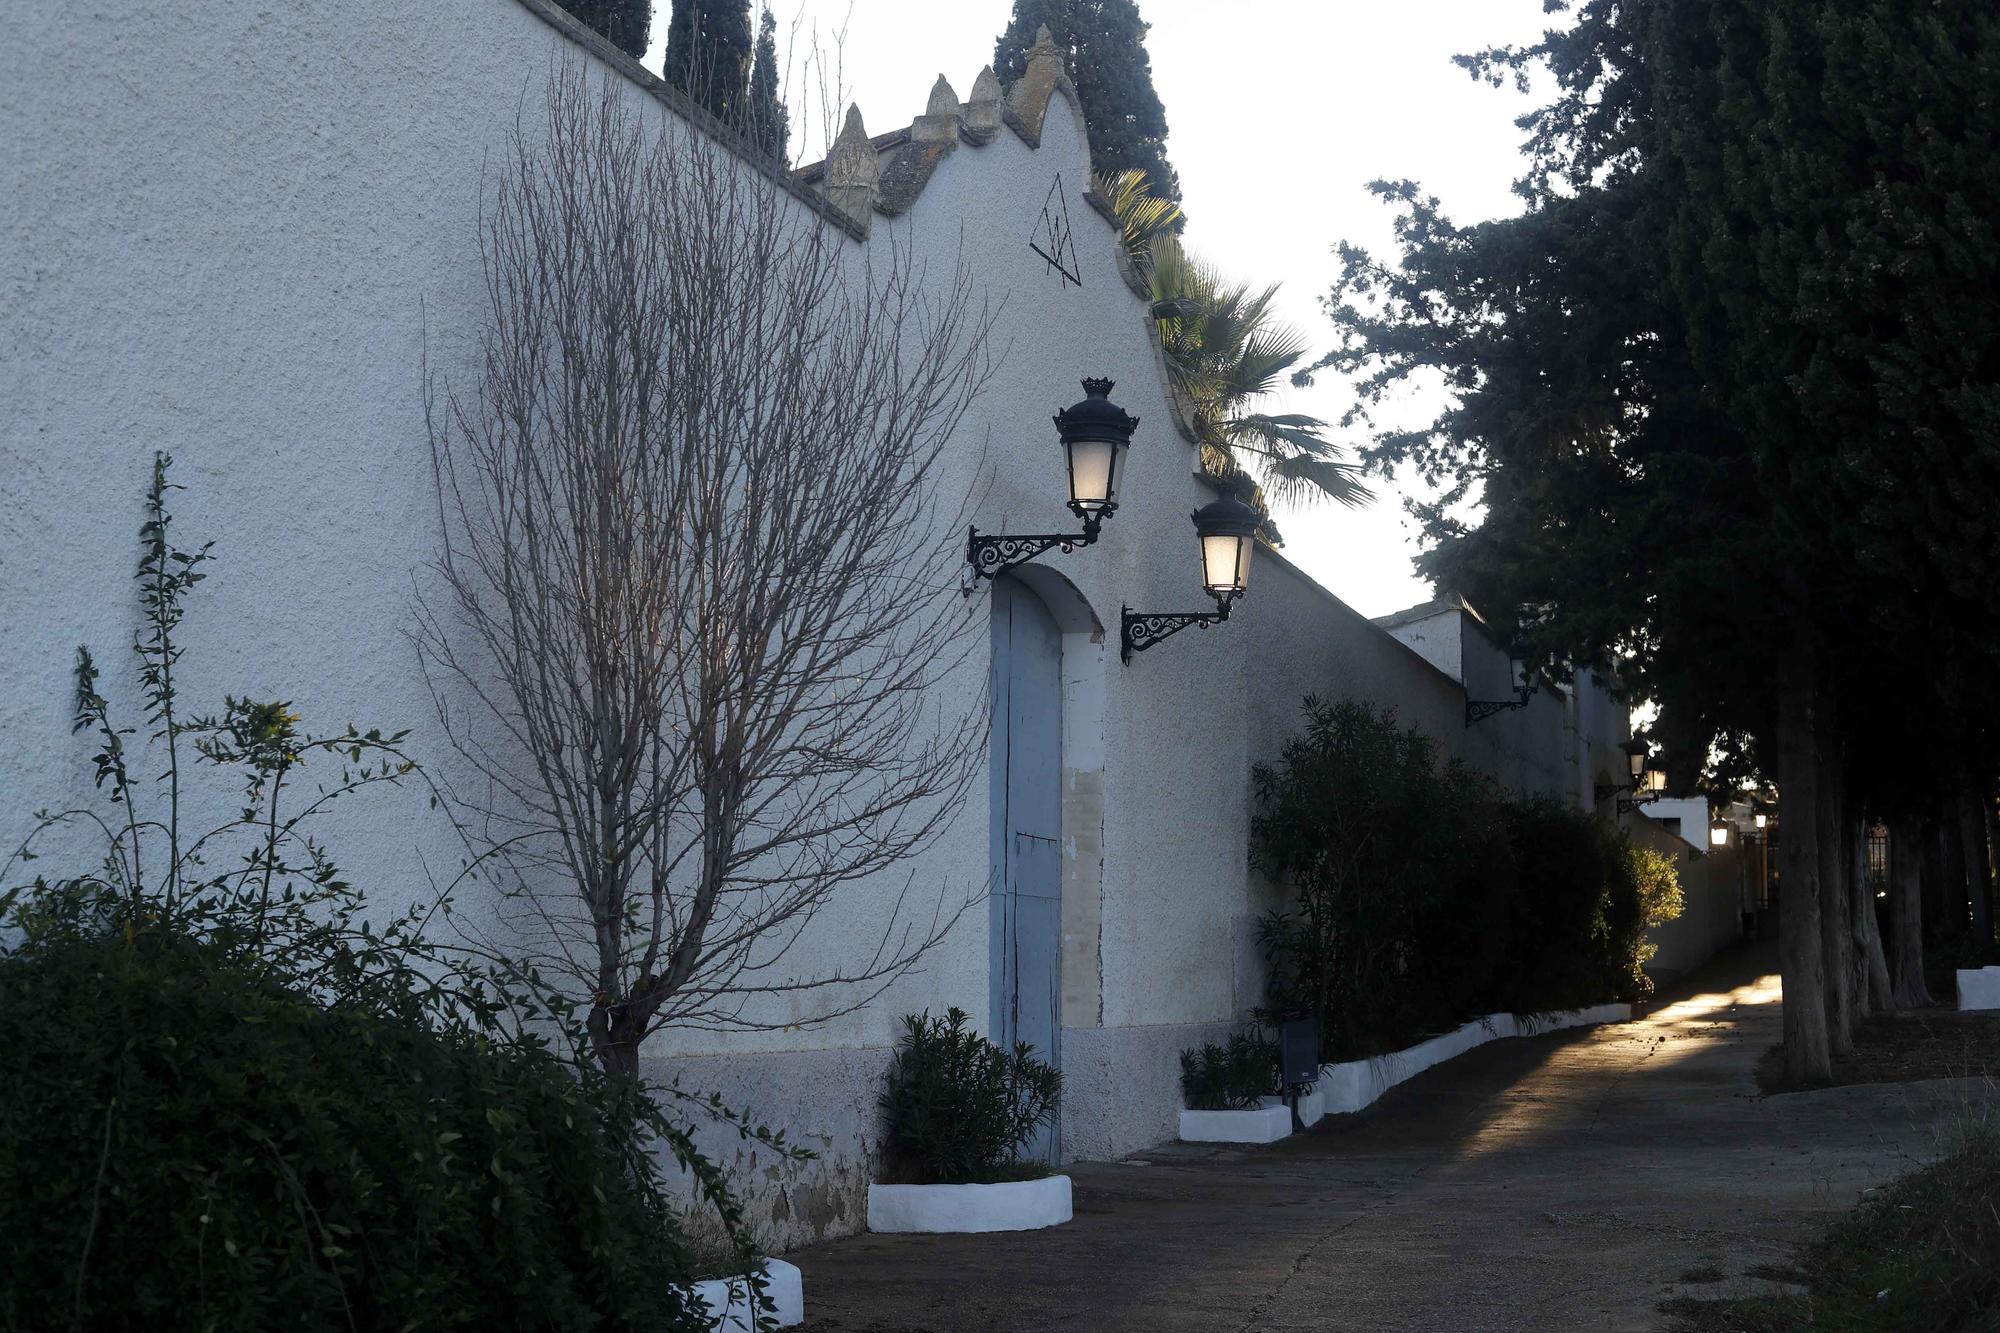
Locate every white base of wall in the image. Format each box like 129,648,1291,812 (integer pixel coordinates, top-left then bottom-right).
1958,967,2000,1010
1517,1002,1633,1036
1178,1102,1292,1144
1319,1004,1634,1117
866,1176,1073,1233
1293,1084,1326,1129
684,1258,805,1331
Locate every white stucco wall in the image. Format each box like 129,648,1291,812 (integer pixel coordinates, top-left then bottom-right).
5,0,1645,1249
1632,818,1746,981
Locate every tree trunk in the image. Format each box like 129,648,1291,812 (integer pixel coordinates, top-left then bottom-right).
1940,806,1970,948
1815,692,1854,1055
1778,663,1833,1085
1890,816,1932,1007
1985,796,2000,953
1852,819,1892,1013
1965,787,1993,957
1923,815,1948,950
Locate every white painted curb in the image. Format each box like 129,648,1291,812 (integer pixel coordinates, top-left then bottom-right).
1958,966,2000,1010
1318,1003,1633,1117
1178,1102,1292,1144
867,1175,1073,1233
683,1258,804,1331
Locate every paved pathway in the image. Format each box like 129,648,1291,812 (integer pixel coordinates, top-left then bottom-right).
792,948,1988,1332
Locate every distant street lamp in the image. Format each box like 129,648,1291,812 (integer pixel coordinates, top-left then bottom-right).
1121,493,1260,662
1709,818,1731,848
965,378,1137,586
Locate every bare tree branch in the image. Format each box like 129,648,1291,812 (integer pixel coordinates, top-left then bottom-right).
416,60,994,1076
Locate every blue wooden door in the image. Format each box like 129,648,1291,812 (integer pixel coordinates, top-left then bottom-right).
990,578,1063,1162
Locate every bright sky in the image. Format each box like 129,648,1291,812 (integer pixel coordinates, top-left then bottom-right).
646,3,1550,618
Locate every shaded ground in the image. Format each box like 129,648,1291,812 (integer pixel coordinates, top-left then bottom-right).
1756,1005,2000,1094
791,946,1989,1332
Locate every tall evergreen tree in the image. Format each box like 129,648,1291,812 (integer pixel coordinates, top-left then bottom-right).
1318,0,2000,1084
746,7,788,162
994,0,1180,206
554,0,651,60
664,0,753,126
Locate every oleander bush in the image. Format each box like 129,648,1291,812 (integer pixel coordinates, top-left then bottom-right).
878,1007,1062,1184
1179,1033,1280,1111
0,456,762,1331
1252,696,1682,1062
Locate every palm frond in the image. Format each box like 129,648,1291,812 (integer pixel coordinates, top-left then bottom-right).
1094,168,1183,273
1226,414,1372,508
1141,224,1371,511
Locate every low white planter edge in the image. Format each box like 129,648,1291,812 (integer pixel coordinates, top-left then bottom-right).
1958,965,2000,1011
1318,1002,1633,1118
1178,1102,1292,1144
867,1175,1073,1233
682,1257,804,1332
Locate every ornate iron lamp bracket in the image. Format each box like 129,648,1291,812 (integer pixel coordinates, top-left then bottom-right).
1464,678,1539,727
963,521,1100,592
1120,601,1232,663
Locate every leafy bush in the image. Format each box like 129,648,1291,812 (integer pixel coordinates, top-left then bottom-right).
0,456,765,1331
1623,845,1686,994
1493,797,1629,1012
1179,1033,1279,1111
1252,696,1515,1059
878,1008,1061,1184
0,915,714,1330
1252,697,1682,1061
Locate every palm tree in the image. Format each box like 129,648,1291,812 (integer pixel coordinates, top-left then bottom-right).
1094,170,1370,513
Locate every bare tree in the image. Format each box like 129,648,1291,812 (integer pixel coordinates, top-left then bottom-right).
418,62,993,1076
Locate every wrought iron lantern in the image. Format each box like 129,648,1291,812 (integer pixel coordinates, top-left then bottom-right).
1709,818,1731,848
1598,736,1655,811
1120,492,1260,661
965,378,1137,587
1465,651,1541,726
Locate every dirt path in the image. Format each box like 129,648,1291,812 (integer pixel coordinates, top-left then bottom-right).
791,948,1989,1332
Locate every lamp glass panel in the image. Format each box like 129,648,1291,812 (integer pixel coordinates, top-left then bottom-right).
1754,813,1768,829
1066,439,1120,513
1710,824,1729,847
1201,532,1251,596
1628,748,1648,781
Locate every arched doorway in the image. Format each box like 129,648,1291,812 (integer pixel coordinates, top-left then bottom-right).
990,575,1063,1162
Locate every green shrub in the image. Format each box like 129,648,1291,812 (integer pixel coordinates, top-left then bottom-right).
1179,1033,1280,1111
0,916,710,1331
1623,845,1685,994
0,455,765,1331
878,1008,1061,1183
1252,696,1683,1061
1494,797,1626,1012
1251,696,1514,1059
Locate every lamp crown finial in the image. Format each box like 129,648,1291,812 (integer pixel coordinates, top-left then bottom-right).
1081,376,1114,396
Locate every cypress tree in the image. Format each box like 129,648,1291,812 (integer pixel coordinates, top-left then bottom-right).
994,0,1180,206
664,0,753,125
746,7,789,162
1320,0,2000,1085
554,0,651,60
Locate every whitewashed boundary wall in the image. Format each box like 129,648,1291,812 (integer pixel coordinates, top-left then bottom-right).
4,0,1647,1248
